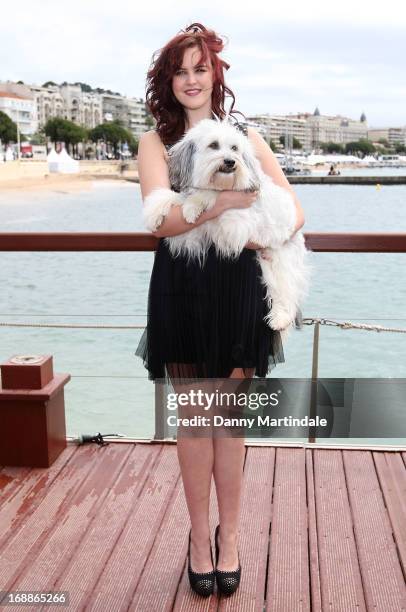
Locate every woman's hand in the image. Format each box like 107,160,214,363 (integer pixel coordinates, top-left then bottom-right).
245,240,264,250
245,243,273,261
214,189,259,215
259,248,272,260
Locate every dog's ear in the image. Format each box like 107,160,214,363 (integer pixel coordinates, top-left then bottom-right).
168,138,196,191
242,150,262,191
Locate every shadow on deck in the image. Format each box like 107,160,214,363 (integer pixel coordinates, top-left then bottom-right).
1,442,405,611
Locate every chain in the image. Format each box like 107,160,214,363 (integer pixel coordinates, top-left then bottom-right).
0,318,405,333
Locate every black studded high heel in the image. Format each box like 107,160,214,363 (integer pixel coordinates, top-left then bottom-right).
187,528,215,597
214,524,241,596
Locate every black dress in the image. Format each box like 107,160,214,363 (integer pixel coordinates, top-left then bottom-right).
135,122,285,383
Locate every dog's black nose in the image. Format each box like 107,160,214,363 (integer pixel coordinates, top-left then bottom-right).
223,158,235,167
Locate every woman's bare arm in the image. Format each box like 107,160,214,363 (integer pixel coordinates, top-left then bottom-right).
243,128,306,253
247,127,305,233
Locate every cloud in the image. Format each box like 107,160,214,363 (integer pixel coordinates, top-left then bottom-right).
0,1,404,126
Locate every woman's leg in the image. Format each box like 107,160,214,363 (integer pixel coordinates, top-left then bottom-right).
167,363,215,573
213,366,255,570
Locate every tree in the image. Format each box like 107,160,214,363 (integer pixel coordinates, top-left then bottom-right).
145,115,155,128
345,139,375,155
127,135,139,155
0,111,17,144
279,134,303,149
89,120,135,155
42,81,59,88
394,142,406,154
44,118,88,152
29,127,47,146
74,82,92,93
319,141,345,154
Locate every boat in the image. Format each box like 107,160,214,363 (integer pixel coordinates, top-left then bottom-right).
283,165,312,176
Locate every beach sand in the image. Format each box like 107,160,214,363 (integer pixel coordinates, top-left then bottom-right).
0,172,138,193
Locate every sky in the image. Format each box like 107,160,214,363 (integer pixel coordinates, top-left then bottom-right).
1,0,405,128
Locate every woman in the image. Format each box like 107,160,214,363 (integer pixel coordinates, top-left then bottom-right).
136,23,305,597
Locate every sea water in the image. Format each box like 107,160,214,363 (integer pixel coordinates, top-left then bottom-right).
0,175,405,440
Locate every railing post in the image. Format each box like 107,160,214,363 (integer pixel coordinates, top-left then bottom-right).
154,380,167,440
308,320,320,443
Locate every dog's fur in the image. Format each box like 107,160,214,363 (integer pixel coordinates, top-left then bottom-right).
143,117,311,337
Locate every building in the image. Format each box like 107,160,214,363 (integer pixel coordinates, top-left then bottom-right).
368,127,406,146
247,114,310,150
0,89,36,136
0,80,149,141
125,97,148,138
29,83,65,130
59,84,102,129
305,109,368,149
100,93,148,138
247,109,368,152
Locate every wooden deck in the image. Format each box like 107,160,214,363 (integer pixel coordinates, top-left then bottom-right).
0,442,405,611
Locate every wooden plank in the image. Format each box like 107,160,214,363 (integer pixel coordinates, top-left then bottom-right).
5,444,132,599
172,478,220,612
302,232,406,253
385,452,406,516
0,444,74,503
0,466,32,499
314,449,366,611
373,452,406,575
344,450,406,611
131,477,198,611
1,232,406,253
0,232,159,252
219,446,275,612
84,445,179,611
172,445,276,611
266,447,310,611
305,449,322,612
2,441,405,612
42,444,160,611
0,446,76,552
0,444,101,589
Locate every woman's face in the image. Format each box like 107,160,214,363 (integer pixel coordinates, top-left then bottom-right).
172,46,214,111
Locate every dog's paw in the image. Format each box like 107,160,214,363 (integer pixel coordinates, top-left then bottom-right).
143,188,179,232
154,214,165,231
267,309,294,331
182,194,210,224
183,204,202,224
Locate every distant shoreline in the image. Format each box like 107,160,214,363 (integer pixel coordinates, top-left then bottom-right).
0,160,139,193
1,161,405,193
0,171,139,193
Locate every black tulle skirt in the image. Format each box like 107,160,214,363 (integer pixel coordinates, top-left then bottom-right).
135,238,285,383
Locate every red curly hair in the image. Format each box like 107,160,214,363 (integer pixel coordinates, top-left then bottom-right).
145,23,243,146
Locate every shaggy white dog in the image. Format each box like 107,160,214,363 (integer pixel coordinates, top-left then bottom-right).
143,117,311,336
